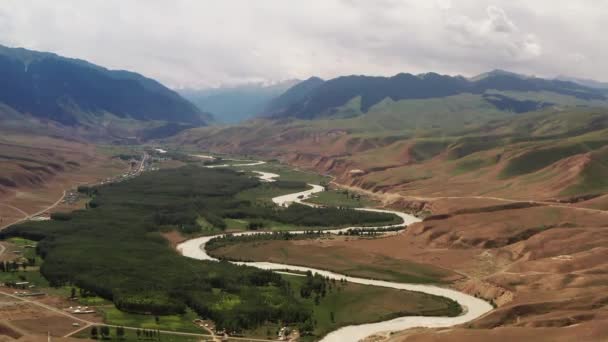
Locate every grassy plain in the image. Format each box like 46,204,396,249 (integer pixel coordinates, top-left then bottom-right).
210,239,455,284
100,307,202,333
305,189,377,208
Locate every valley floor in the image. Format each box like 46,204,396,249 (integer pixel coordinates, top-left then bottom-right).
200,158,608,342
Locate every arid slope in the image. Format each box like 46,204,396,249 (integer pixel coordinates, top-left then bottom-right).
170,106,608,340
0,134,126,226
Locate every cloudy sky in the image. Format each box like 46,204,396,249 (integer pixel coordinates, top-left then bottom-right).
0,0,605,89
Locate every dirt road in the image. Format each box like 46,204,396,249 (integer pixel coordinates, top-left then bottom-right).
332,181,608,215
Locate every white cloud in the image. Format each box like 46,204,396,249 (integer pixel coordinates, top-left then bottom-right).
486,6,516,33
0,0,605,88
436,0,452,11
443,5,541,61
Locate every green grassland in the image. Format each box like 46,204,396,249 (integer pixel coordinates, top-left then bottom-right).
561,146,608,196
100,307,202,333
304,93,511,135
305,189,377,208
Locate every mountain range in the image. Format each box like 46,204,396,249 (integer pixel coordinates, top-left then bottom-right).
265,70,606,120
0,44,211,140
556,75,608,90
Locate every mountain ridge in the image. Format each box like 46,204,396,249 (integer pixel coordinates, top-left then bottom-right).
0,44,211,139
267,71,605,120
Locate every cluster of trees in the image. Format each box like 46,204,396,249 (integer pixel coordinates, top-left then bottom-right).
188,289,310,332
299,272,348,305
273,180,308,189
77,185,98,196
206,231,328,251
90,326,114,340
339,226,403,236
50,212,72,221
0,259,34,272
206,226,402,253
1,166,313,332
340,190,361,200
136,328,161,340
299,272,328,300
224,203,400,228
114,153,141,161
90,326,130,340
246,220,265,230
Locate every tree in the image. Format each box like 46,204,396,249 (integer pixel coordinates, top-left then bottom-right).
299,319,314,336
320,181,329,191
71,287,77,298
116,326,125,340
91,326,98,339
100,326,110,339
330,311,335,323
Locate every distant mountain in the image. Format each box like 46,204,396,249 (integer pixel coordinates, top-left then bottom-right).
0,44,211,139
469,69,530,81
268,71,605,120
179,80,300,124
264,77,325,115
556,75,608,90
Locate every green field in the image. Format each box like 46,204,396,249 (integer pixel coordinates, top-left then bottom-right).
561,147,608,195
304,189,376,208
280,274,461,341
100,307,203,333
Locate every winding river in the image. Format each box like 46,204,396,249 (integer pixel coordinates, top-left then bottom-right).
179,161,493,341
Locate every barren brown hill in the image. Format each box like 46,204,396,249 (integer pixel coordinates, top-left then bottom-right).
0,133,127,227
170,105,608,340
171,107,608,202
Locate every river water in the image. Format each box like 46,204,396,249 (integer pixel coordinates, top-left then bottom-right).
179,161,493,341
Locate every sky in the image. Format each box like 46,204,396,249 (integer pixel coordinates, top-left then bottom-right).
0,0,606,89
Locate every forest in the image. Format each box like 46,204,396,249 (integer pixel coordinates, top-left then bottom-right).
0,165,398,332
